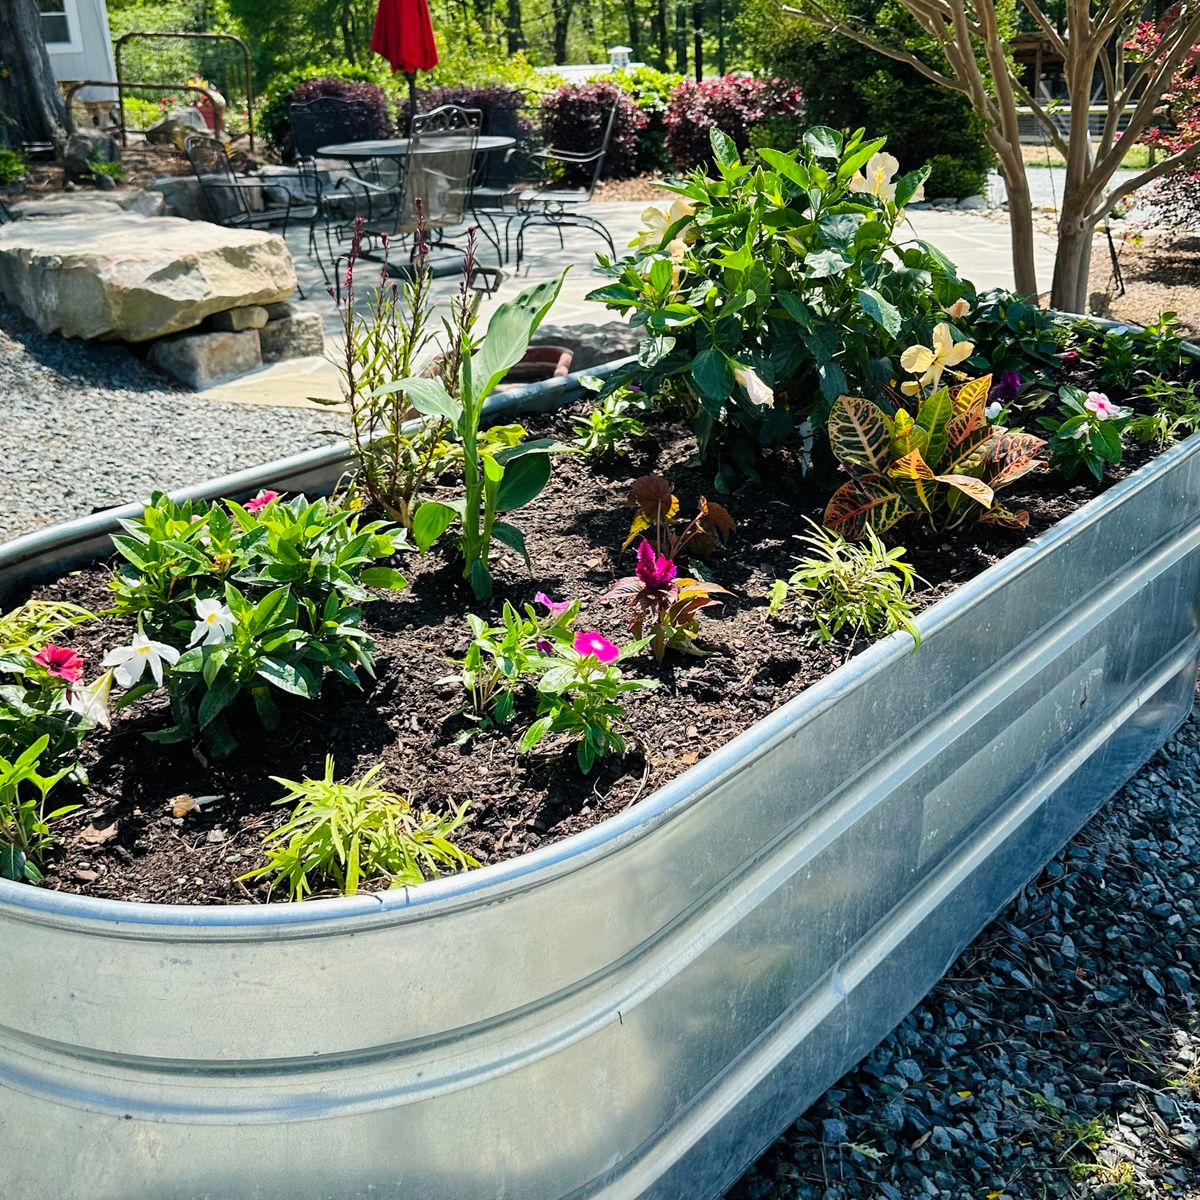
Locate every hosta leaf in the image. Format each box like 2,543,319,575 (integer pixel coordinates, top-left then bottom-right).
824,476,904,538
953,374,992,415
988,431,1046,488
935,474,995,508
829,394,891,470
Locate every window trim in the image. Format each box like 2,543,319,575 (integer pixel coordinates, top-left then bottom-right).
40,0,83,53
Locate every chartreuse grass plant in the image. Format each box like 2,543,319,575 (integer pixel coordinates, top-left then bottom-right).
769,520,922,648
240,757,477,901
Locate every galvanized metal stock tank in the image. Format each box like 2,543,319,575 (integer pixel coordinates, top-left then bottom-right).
2,360,1199,1200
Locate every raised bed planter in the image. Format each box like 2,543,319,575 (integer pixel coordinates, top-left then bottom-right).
2,364,1200,1200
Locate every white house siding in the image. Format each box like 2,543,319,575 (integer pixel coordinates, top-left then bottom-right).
44,0,117,101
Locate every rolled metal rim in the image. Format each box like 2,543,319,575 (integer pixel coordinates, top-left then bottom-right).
1,320,1190,931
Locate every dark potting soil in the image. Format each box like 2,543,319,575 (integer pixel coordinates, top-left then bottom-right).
18,402,1158,906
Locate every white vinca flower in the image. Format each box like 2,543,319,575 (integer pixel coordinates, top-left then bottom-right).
189,597,236,647
65,669,114,729
102,632,180,688
733,365,775,408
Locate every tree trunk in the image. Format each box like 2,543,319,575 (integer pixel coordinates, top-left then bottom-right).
552,2,570,65
1051,210,1095,313
692,0,703,80
622,0,641,59
675,0,687,72
507,0,526,54
994,149,1040,300
0,0,67,148
655,0,670,69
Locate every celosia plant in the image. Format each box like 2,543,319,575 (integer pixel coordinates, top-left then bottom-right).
623,473,735,558
605,540,728,661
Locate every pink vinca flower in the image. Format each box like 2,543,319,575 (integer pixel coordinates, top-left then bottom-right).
634,539,677,590
33,644,85,683
245,489,281,514
573,631,620,664
1084,391,1117,420
535,592,572,617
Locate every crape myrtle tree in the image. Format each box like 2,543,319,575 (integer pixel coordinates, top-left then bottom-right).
776,0,1200,311
0,0,67,148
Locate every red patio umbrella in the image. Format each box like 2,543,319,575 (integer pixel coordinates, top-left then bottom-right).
370,0,439,133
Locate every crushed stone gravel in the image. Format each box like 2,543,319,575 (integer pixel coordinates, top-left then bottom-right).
726,691,1200,1199
0,303,343,544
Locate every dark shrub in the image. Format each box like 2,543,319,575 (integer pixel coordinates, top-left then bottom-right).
399,84,530,137
664,75,803,171
260,67,393,158
539,80,647,182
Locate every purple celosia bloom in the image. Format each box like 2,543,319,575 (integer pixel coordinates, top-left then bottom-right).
535,592,572,616
990,370,1022,402
535,639,553,654
573,631,620,664
634,539,677,590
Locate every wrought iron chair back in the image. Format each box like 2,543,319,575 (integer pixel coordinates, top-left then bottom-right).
185,134,252,225
400,105,481,233
288,97,377,160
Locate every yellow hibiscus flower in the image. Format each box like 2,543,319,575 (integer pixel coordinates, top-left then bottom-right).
900,323,975,394
634,198,697,248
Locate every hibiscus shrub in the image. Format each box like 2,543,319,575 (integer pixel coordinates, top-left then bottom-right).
663,76,803,172
105,491,406,758
539,81,647,182
588,126,969,479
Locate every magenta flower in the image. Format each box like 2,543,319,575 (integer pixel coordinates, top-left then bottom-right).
573,630,620,664
535,591,572,616
1085,391,1117,419
1059,349,1081,366
33,644,85,683
245,489,281,514
634,539,677,590
990,370,1023,402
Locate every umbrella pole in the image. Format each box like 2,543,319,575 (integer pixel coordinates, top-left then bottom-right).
407,70,418,134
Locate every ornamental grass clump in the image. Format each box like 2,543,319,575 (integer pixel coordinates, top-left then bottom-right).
240,757,477,901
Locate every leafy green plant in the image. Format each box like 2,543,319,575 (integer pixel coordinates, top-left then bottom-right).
520,631,658,773
1127,375,1200,447
1075,314,1187,391
1037,387,1133,482
87,159,125,181
588,126,967,471
239,758,477,901
0,736,78,884
824,374,1045,536
455,594,580,724
0,148,27,185
0,601,93,653
964,289,1068,377
572,390,646,458
605,540,728,661
769,519,921,646
397,274,567,599
107,490,405,756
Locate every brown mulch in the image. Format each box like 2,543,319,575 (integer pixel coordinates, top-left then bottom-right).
1085,228,1200,339
15,380,1167,908
595,173,677,203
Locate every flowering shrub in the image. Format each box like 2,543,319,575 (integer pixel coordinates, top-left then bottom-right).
590,127,966,473
260,66,394,157
605,540,728,661
1037,387,1133,482
824,373,1045,536
539,81,647,182
663,76,802,171
106,491,405,757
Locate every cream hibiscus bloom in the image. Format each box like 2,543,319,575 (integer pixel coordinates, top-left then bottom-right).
849,152,901,201
943,297,971,321
634,198,697,248
899,323,974,394
733,365,774,408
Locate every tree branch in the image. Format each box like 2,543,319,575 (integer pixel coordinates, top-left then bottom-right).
1096,141,1200,216
1018,0,1066,59
1011,75,1071,158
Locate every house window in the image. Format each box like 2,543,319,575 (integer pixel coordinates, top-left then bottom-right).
39,0,80,50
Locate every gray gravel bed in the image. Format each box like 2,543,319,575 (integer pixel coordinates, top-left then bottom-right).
727,695,1200,1199
0,303,344,544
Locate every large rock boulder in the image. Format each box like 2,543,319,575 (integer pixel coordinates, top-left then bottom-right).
0,213,297,342
62,129,120,184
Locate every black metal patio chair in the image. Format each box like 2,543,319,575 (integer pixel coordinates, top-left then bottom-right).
511,102,618,267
